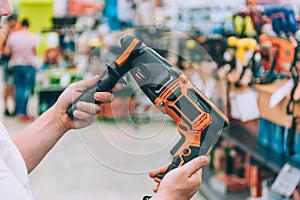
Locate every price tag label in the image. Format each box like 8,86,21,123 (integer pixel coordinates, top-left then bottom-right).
271,163,300,197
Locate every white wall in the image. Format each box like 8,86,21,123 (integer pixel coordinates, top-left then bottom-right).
291,0,300,16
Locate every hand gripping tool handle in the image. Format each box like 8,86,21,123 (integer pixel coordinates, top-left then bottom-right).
66,36,142,120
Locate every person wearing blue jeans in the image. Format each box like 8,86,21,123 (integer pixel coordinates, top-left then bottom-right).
12,65,35,119
3,19,38,121
0,14,18,116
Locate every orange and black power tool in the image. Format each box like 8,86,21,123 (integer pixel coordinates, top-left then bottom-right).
67,35,229,182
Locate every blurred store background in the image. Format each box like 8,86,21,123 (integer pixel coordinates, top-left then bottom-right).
1,0,300,199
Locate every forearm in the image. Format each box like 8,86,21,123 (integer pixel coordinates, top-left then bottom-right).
11,106,69,173
10,76,113,174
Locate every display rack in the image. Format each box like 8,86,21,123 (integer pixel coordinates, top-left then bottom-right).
222,121,300,172
199,121,300,200
200,167,250,200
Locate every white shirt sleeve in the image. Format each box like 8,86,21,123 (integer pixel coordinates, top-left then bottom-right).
0,158,33,200
0,121,33,200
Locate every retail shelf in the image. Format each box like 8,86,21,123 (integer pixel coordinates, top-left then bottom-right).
199,121,300,200
35,84,66,92
199,167,250,200
221,121,300,173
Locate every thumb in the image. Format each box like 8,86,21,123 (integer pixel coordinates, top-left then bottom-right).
183,156,208,177
74,75,100,92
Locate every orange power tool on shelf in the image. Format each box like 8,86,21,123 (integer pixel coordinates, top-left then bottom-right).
67,35,229,182
259,34,295,74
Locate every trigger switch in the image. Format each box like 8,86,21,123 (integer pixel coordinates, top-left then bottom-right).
135,64,150,80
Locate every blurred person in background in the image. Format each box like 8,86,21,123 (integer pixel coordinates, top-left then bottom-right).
3,18,37,122
0,13,17,116
0,0,208,200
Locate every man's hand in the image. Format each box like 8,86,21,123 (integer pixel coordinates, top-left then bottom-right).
12,75,120,173
53,75,116,130
150,156,209,200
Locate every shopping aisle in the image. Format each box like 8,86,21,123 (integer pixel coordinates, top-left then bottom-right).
1,115,207,200
0,64,207,200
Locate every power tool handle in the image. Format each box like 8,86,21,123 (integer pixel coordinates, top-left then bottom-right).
66,64,122,120
154,155,182,183
154,145,200,183
66,84,101,120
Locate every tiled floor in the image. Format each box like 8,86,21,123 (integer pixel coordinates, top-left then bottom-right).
1,106,207,200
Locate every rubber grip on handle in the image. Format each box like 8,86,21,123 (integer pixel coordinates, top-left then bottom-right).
66,84,100,120
154,146,200,183
66,63,122,120
154,159,179,183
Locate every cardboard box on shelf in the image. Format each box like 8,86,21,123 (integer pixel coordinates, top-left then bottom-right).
255,79,300,131
209,174,247,194
228,86,260,123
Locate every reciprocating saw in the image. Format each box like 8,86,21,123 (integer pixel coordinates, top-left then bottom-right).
66,35,229,182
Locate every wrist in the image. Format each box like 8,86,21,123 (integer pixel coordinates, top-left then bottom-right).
44,105,70,135
151,192,174,200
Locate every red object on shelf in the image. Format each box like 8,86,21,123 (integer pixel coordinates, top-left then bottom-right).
69,0,104,16
246,0,290,5
250,165,263,198
209,174,247,194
